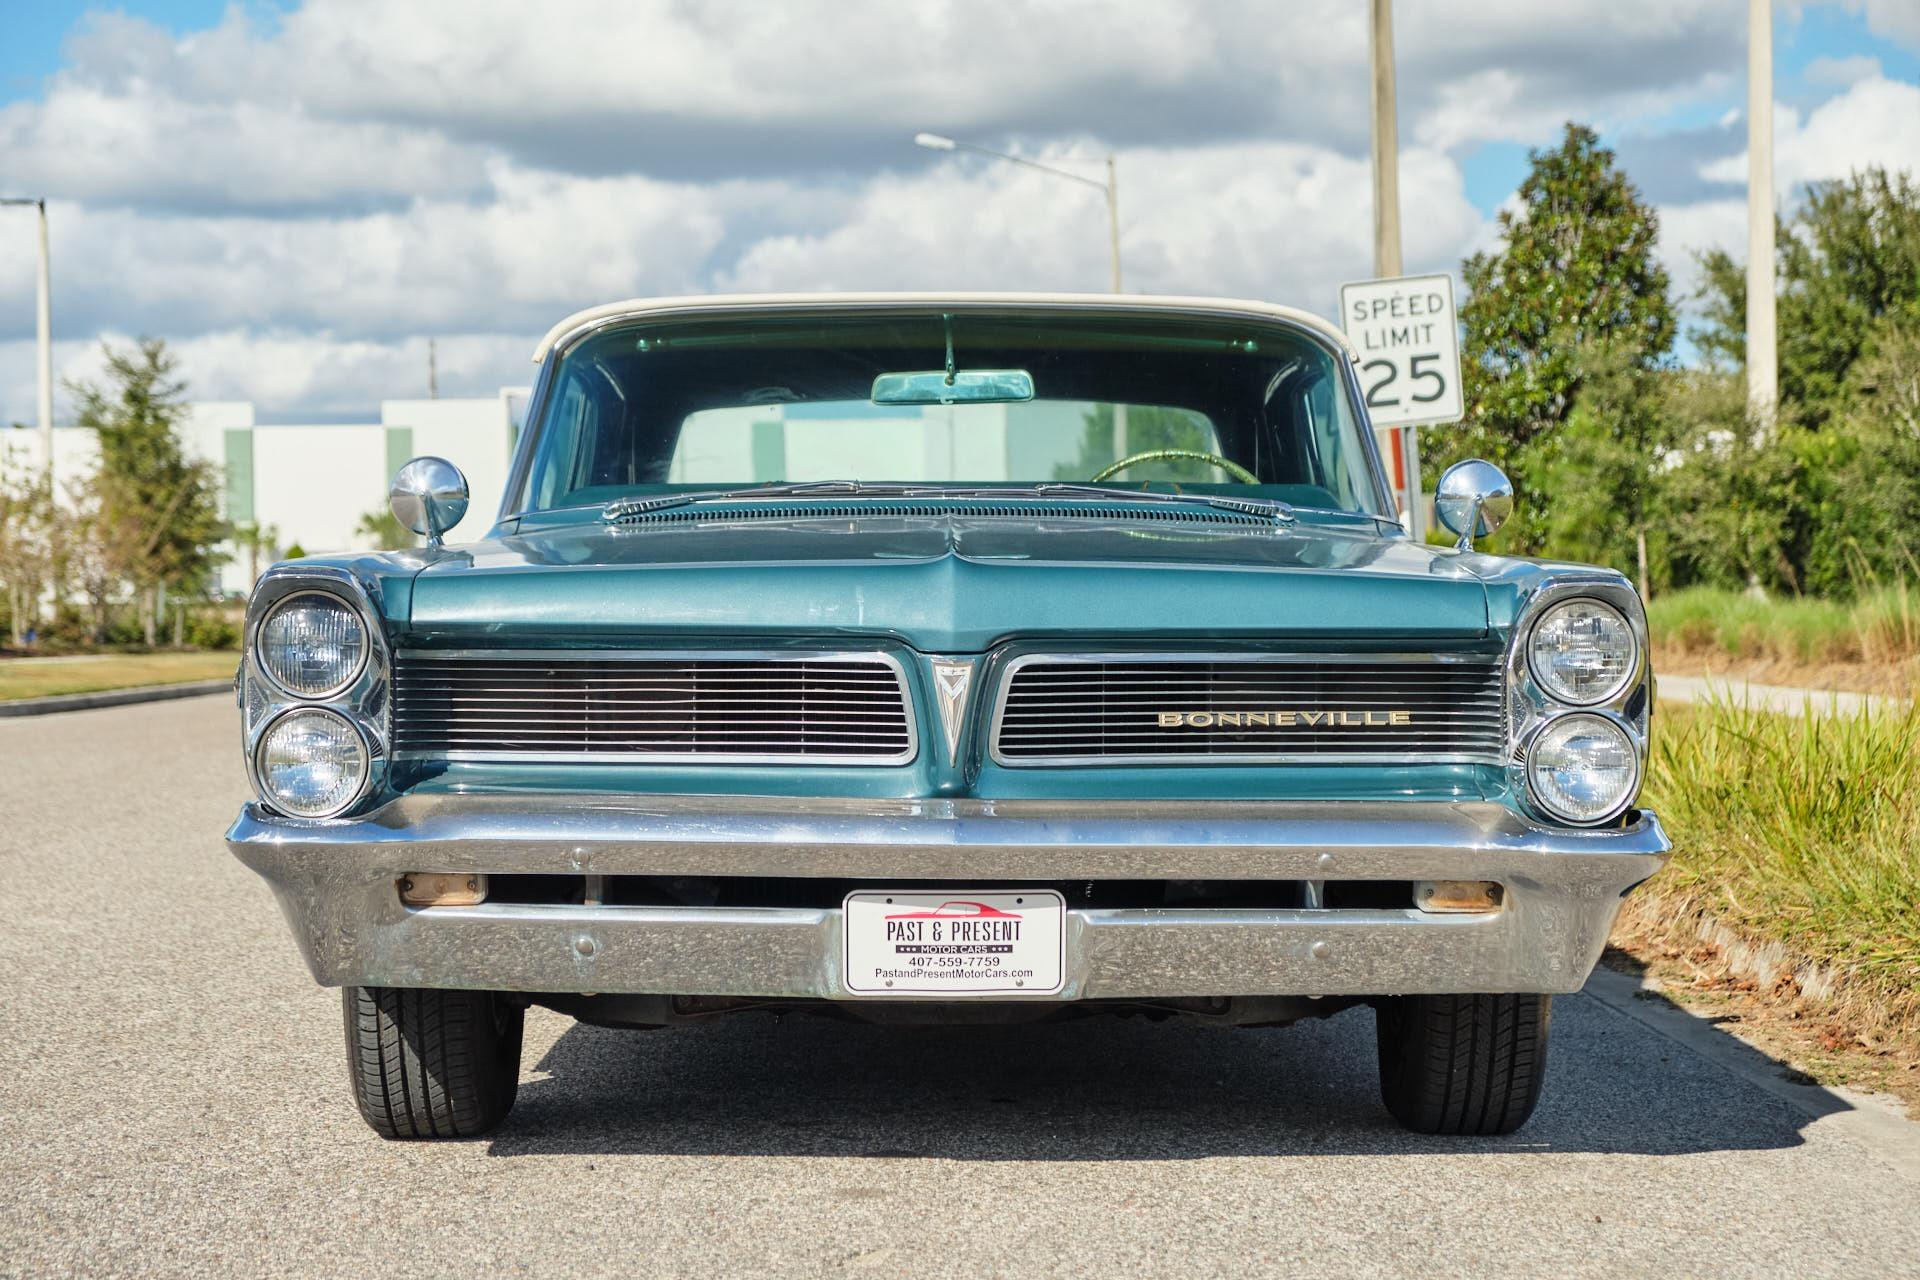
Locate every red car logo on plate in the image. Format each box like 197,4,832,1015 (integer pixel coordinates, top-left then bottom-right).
884,899,1022,921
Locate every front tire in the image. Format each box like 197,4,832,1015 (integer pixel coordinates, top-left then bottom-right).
343,987,524,1139
1374,993,1551,1135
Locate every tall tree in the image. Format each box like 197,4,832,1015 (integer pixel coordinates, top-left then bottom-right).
1696,168,1920,424
0,453,55,646
70,340,227,644
1447,123,1675,553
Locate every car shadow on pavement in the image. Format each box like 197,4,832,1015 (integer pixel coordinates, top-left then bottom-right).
486,990,1841,1160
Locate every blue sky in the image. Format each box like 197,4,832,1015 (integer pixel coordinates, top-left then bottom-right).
1,0,1916,421
0,1,232,98
1461,6,1918,214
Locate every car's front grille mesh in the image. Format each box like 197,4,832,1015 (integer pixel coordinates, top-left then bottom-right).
392,653,913,762
993,656,1505,763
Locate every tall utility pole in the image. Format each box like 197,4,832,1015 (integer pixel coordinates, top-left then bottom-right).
1746,0,1777,427
428,337,439,399
1369,0,1402,281
1368,0,1421,537
2,198,53,484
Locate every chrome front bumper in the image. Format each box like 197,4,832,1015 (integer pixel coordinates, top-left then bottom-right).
226,794,1670,999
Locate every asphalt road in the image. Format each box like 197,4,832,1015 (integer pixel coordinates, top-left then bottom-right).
4,695,1918,1279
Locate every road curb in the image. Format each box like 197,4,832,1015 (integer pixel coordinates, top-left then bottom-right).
0,678,233,718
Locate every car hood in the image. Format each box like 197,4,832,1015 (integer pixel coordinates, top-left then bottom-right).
405,512,1491,651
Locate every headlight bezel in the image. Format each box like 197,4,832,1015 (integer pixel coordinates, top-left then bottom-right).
254,588,371,701
1505,576,1652,829
238,566,392,821
1520,708,1643,827
1525,597,1638,707
250,703,374,820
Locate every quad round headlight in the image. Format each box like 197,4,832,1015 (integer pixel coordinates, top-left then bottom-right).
256,707,370,818
1527,713,1639,825
1527,598,1636,705
257,592,367,698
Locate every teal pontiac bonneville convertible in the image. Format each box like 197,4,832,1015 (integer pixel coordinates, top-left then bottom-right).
226,293,1669,1138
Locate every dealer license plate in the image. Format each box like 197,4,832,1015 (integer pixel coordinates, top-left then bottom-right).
842,890,1066,996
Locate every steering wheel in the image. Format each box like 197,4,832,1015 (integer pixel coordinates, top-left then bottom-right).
1090,449,1258,484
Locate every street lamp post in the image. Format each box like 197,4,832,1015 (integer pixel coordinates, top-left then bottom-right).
912,132,1128,452
1,198,53,486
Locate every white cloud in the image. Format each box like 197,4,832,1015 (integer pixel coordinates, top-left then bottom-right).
0,163,739,343
1844,0,1920,51
1701,75,1920,195
1654,198,1746,304
1803,54,1883,87
0,86,491,214
719,142,1483,316
7,0,1749,206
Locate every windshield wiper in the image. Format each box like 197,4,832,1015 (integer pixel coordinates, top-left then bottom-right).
1021,483,1293,522
603,480,1294,525
603,480,899,520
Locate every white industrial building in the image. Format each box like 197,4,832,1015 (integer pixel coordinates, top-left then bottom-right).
0,390,529,596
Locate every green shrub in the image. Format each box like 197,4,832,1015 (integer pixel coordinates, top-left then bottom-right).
184,612,240,650
1649,584,1920,666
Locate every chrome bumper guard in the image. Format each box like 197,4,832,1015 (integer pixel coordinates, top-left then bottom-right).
227,795,1670,999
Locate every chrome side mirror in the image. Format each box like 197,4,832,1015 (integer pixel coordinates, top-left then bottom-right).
1434,458,1513,551
389,456,470,548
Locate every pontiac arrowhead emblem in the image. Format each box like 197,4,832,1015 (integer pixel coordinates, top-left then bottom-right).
929,658,977,766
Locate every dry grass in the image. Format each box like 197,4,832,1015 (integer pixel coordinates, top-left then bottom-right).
0,651,238,701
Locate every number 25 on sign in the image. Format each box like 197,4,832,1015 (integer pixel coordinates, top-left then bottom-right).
1339,274,1464,428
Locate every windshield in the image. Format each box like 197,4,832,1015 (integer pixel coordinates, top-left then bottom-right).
516,310,1387,516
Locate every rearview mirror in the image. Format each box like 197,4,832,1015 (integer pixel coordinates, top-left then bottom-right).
389,456,470,548
871,368,1034,405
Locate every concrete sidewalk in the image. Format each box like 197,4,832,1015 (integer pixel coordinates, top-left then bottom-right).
1657,673,1903,717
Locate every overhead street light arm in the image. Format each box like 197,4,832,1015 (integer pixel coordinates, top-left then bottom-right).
913,132,1109,193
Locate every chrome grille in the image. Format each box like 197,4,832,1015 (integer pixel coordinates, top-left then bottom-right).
991,654,1504,764
392,651,915,763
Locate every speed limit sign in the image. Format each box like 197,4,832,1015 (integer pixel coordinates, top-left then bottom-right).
1339,274,1464,427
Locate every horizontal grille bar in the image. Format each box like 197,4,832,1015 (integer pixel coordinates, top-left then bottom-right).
392,652,914,763
993,655,1505,764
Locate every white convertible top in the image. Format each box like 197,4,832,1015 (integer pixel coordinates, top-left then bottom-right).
530,292,1356,364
